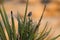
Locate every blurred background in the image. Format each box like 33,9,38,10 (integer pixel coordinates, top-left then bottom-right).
0,0,60,40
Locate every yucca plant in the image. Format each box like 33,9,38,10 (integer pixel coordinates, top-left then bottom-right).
0,0,60,40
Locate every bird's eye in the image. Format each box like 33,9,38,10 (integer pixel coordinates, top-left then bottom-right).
41,0,51,4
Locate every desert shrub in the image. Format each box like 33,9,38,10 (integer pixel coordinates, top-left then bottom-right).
0,0,60,40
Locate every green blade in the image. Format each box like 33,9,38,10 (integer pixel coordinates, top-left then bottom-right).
34,5,46,33
0,21,7,40
23,0,29,26
0,7,12,40
51,35,60,40
17,12,23,40
36,28,51,40
40,22,48,36
11,11,17,40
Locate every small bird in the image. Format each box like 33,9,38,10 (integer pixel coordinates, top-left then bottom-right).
28,12,32,17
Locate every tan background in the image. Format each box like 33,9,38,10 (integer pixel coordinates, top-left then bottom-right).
0,0,60,40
